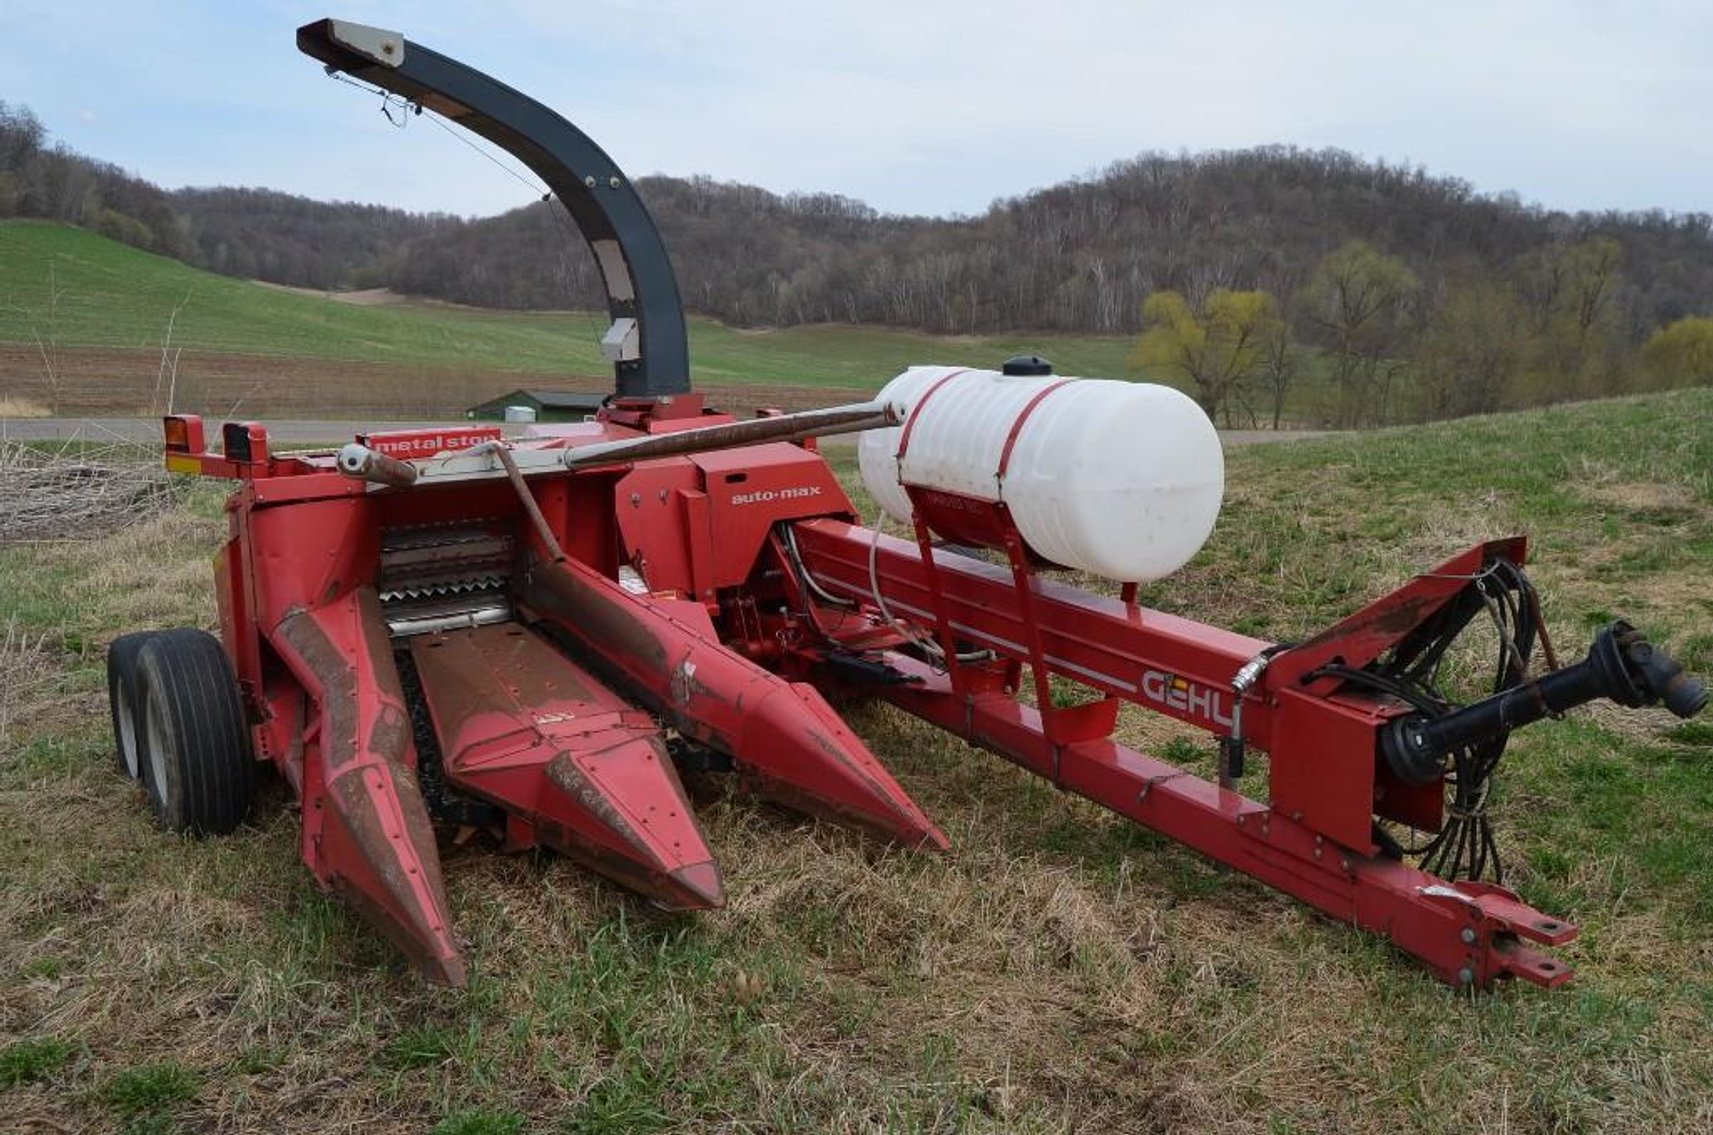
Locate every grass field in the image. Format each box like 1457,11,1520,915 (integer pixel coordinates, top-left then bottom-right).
0,221,1141,400
1,387,1710,1132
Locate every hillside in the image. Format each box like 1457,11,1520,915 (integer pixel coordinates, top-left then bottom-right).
171,186,458,290
2,387,1710,1131
0,221,1142,417
382,153,1713,337
371,157,1713,426
10,97,1709,344
7,98,1712,426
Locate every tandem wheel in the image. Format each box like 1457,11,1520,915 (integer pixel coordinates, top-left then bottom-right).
105,631,155,782
111,628,257,835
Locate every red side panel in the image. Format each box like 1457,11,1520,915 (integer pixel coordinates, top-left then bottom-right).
689,444,855,589
611,445,854,599
613,460,704,597
248,494,381,632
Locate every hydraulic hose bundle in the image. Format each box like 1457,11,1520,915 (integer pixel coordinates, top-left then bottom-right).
1308,559,1705,882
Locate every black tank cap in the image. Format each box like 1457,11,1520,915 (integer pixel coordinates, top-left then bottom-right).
1001,355,1053,376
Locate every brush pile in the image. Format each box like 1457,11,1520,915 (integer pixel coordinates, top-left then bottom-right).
0,441,177,543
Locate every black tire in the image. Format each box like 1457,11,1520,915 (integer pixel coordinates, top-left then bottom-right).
106,632,156,781
136,628,255,835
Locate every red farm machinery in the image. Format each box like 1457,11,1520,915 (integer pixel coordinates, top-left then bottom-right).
106,18,1706,991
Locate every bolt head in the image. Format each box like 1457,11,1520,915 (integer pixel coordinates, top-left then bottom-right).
1458,967,1475,985
1461,927,1477,944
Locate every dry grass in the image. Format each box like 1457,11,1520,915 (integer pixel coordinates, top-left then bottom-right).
0,396,52,418
2,391,1712,1133
0,620,60,748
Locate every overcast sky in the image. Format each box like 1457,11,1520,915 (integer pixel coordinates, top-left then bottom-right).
4,1,1709,221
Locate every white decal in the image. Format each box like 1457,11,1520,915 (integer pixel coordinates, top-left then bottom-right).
368,430,501,459
730,485,824,506
1140,669,1234,729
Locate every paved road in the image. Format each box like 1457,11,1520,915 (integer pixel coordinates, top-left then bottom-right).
3,417,1337,448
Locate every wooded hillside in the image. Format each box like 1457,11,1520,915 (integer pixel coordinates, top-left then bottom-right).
4,99,1711,425
385,152,1712,343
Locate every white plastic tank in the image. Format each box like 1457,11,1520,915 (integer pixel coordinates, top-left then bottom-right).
859,365,1224,581
503,405,538,423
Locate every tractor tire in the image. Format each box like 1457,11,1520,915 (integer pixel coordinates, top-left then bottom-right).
106,631,156,781
136,628,255,835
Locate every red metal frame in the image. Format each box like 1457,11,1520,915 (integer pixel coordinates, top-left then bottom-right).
122,18,1617,992
155,410,1578,989
777,505,1573,988
158,415,945,983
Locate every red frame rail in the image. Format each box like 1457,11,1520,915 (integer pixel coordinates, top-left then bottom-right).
785,517,1574,988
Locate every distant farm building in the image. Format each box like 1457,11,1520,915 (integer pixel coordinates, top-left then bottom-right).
466,390,606,422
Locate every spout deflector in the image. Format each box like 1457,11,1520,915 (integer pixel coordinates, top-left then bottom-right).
298,17,689,398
